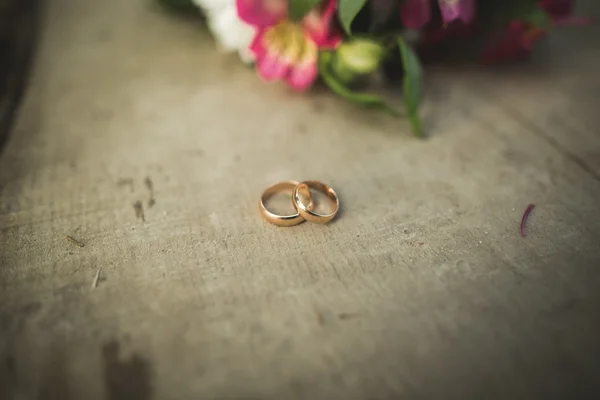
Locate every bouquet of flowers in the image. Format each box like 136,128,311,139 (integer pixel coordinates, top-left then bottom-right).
158,0,590,136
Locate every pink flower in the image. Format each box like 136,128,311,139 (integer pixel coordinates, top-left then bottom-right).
236,0,341,91
481,0,592,64
438,0,475,25
400,0,475,29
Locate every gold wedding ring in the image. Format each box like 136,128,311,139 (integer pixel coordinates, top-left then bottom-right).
259,180,313,227
293,181,339,224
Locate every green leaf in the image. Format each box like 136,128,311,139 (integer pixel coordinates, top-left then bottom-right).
318,52,400,117
288,0,321,21
397,37,423,137
339,0,368,34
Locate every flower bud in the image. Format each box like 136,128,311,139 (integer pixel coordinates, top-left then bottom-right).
331,39,386,84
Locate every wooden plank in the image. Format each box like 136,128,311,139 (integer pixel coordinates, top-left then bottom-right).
1,0,600,399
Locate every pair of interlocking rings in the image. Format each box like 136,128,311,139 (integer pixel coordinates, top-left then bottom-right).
259,180,340,226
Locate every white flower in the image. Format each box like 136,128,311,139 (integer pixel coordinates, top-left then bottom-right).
192,0,256,64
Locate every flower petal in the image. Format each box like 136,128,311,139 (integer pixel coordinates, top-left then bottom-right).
438,0,475,24
301,0,338,46
236,0,287,28
251,29,291,81
286,60,318,91
317,33,343,49
249,29,266,55
400,0,431,29
257,51,291,81
207,5,257,55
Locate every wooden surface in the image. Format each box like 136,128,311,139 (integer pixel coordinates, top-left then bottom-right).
1,0,600,399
